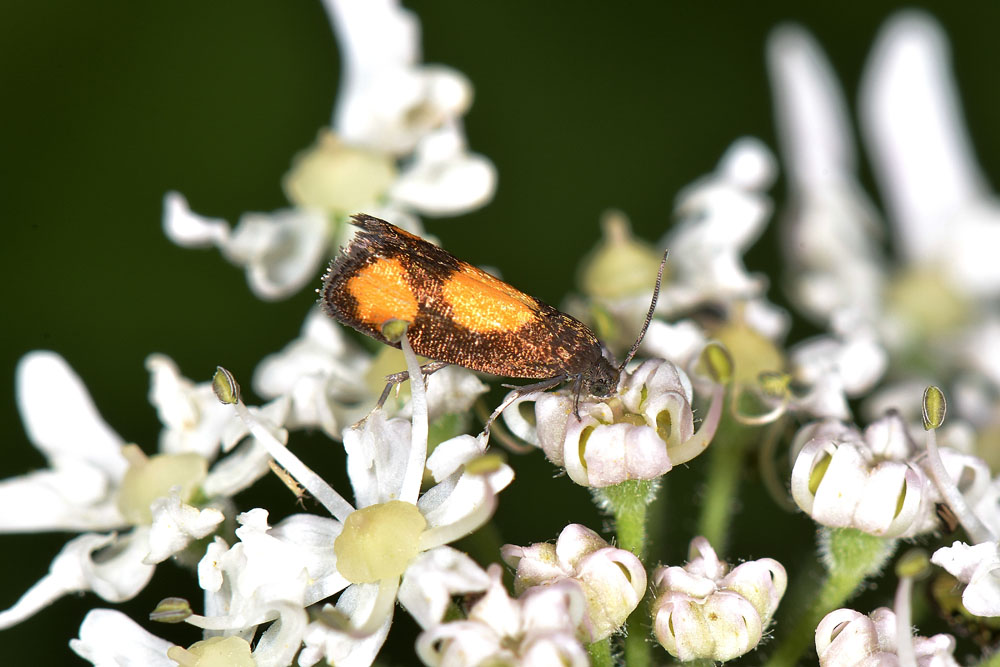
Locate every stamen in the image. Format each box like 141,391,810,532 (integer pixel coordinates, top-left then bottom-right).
213,367,355,523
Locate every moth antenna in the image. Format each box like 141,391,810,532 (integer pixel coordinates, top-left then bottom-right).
619,249,669,373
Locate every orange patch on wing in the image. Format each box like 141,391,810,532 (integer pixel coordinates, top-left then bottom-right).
347,257,419,327
442,265,538,333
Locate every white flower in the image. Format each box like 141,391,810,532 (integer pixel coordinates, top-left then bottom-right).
815,607,959,666
767,23,886,328
193,337,512,666
501,359,722,487
787,330,887,421
322,0,470,155
0,352,236,630
768,12,1000,433
665,138,775,306
416,564,590,667
651,537,787,662
165,0,495,301
789,413,990,538
501,523,647,642
931,541,1000,617
388,121,496,216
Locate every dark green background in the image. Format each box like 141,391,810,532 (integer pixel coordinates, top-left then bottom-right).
4,1,999,663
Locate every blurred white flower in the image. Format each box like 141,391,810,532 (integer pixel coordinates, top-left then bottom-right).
769,12,1000,433
164,0,495,301
662,138,779,318
931,541,1000,617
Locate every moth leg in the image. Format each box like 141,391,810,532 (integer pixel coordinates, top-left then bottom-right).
569,374,586,420
375,361,450,410
482,375,569,440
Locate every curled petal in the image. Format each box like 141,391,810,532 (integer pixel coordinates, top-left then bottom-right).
390,122,496,216
224,208,330,300
722,558,787,623
162,191,230,247
932,541,1000,617
654,590,763,662
398,546,491,630
144,492,225,564
815,608,880,666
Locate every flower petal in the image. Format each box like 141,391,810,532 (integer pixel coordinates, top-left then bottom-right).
398,545,491,629
0,531,154,629
223,208,330,300
162,191,230,247
860,11,987,262
16,351,126,478
144,491,224,564
390,123,497,215
0,464,123,533
70,608,175,667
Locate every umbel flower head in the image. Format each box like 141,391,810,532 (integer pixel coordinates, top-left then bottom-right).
651,536,787,662
790,411,990,538
815,607,959,666
0,351,284,630
179,336,513,666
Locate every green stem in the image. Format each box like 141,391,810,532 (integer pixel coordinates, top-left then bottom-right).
696,412,754,556
594,479,658,667
587,638,613,667
623,613,651,667
764,528,897,667
595,479,655,558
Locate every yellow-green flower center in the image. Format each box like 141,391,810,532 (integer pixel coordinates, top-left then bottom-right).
710,320,784,385
283,130,396,214
334,500,427,584
885,266,970,339
166,636,254,667
116,448,207,525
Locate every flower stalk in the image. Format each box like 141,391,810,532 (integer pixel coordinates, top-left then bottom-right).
765,528,897,667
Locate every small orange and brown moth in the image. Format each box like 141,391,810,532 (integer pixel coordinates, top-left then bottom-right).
320,214,664,421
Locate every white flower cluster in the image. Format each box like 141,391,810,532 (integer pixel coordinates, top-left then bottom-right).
10,2,1000,666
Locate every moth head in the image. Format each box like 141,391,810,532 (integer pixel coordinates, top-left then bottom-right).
584,357,620,398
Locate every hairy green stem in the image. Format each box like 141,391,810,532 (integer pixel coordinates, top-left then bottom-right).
764,528,897,667
587,638,613,667
595,479,657,667
597,479,655,558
